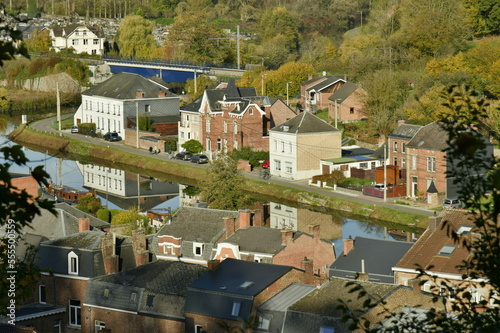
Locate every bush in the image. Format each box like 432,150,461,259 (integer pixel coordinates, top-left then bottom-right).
96,208,111,223
78,123,96,136
231,147,269,167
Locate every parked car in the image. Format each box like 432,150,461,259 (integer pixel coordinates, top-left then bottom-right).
374,183,394,189
175,152,192,160
103,132,122,142
443,198,464,209
71,125,78,133
262,160,270,169
191,154,209,164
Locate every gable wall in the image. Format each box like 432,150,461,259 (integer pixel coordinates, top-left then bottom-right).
405,147,448,197
328,88,367,123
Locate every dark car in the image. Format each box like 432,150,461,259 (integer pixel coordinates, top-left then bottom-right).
191,154,209,164
103,132,122,142
175,152,192,160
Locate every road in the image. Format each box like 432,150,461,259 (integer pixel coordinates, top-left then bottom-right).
29,116,436,218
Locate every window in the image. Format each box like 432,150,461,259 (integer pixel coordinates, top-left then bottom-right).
234,140,238,149
54,320,61,333
393,141,398,152
224,121,227,133
402,142,406,153
412,154,417,170
285,162,292,173
360,162,368,169
231,302,241,316
69,300,81,327
72,39,78,45
93,39,99,45
95,320,106,332
145,104,151,113
275,160,281,171
350,107,354,114
83,39,88,45
131,293,137,302
427,156,436,172
457,225,473,235
233,121,238,134
394,156,398,166
401,157,406,169
39,285,46,304
217,139,222,151
193,242,203,256
206,118,210,132
249,109,253,115
195,325,203,333
423,281,432,292
438,245,456,256
68,251,79,275
320,327,334,333
258,315,270,330
470,289,485,304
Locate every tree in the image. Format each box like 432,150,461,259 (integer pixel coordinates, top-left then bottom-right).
75,194,102,215
181,139,203,153
340,85,500,332
464,0,500,36
200,153,251,210
26,29,51,53
138,115,152,131
116,15,158,58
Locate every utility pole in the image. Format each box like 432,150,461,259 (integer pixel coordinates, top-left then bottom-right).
135,101,139,148
286,81,292,106
56,82,61,135
237,25,240,70
261,74,267,96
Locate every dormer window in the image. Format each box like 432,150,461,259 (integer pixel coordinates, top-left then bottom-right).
68,251,79,275
457,226,473,235
193,242,203,256
231,302,241,316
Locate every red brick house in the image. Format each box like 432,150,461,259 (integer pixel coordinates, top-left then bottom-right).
327,81,367,123
388,121,493,199
178,79,296,156
214,225,335,278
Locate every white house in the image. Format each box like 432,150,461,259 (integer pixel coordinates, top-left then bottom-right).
269,112,342,180
74,72,179,139
45,24,105,55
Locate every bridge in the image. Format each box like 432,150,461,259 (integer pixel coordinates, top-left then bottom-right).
103,58,246,83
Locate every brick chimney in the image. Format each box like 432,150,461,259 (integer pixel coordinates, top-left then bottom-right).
398,119,406,126
101,233,118,274
132,229,149,267
158,91,167,97
224,217,235,238
136,90,145,98
207,259,220,271
281,230,294,245
238,210,252,229
302,257,314,285
343,236,354,255
78,218,90,232
308,224,320,239
408,278,422,295
428,217,442,230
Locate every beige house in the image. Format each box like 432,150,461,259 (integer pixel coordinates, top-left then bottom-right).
44,24,105,55
269,112,341,180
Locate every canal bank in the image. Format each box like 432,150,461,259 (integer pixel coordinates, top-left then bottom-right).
9,122,433,229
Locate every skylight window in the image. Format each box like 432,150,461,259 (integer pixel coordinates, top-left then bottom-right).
231,302,241,316
238,281,255,289
457,226,473,235
438,245,456,256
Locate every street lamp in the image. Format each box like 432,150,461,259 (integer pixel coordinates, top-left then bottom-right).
286,81,293,106
261,74,268,96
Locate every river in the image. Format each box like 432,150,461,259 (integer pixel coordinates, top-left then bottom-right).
1,116,419,255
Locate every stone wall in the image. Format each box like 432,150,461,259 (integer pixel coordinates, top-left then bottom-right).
0,72,82,94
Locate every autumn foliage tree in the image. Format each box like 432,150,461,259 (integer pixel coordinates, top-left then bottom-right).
116,15,159,58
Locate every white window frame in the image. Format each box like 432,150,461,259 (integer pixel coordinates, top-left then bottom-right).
231,301,241,316
195,325,203,333
257,315,270,330
393,141,398,152
427,156,436,172
69,299,81,327
193,242,203,256
224,120,227,133
95,320,106,332
68,251,79,275
412,154,417,170
54,319,61,333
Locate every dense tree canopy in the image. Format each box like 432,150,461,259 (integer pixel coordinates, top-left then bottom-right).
116,15,158,58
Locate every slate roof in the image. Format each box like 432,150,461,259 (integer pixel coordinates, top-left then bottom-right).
270,111,340,134
258,283,316,311
82,72,175,99
329,237,413,283
287,277,398,317
389,123,423,140
394,210,476,276
406,121,449,151
185,259,293,320
222,227,287,253
42,229,131,250
306,76,345,93
157,206,239,243
12,303,66,322
328,81,360,103
51,24,104,38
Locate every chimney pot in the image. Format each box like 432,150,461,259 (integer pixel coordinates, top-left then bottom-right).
343,237,354,255
281,230,293,245
308,225,320,238
136,90,144,98
238,210,252,229
301,258,314,285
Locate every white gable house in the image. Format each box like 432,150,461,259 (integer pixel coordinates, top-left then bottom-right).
74,73,179,139
46,24,105,55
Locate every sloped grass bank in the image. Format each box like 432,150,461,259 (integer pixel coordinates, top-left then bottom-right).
10,125,428,229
